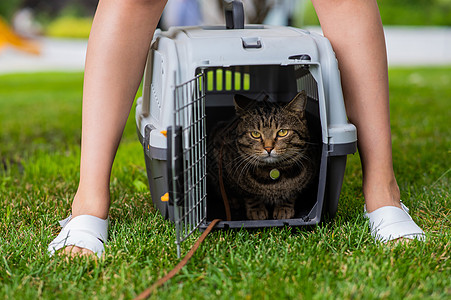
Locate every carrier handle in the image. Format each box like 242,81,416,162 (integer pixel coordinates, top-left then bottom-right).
224,0,244,29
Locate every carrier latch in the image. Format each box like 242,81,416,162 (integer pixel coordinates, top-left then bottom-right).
289,54,311,61
241,37,262,49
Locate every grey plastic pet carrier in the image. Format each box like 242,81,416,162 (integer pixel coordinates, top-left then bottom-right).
136,1,357,255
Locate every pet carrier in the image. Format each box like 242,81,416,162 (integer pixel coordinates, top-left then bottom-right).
135,1,357,255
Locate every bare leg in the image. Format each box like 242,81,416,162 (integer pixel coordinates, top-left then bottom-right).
311,0,401,212
65,0,167,256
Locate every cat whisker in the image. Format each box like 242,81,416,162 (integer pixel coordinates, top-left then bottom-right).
235,158,255,182
228,154,257,179
281,151,314,170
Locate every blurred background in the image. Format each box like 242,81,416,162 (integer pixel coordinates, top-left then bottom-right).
1,0,451,72
2,0,451,36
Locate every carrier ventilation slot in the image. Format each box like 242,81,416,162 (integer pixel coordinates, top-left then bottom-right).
150,83,162,121
295,66,319,102
205,68,251,92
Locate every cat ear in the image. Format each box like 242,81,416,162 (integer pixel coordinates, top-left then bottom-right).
284,91,307,113
234,94,255,116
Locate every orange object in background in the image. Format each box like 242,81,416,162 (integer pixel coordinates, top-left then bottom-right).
0,17,40,55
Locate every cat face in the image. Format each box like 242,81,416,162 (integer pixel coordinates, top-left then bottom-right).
234,92,309,166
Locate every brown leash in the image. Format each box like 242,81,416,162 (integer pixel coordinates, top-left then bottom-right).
218,142,232,221
134,141,231,298
134,218,221,300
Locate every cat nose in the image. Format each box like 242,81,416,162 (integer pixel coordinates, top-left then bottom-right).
264,146,274,154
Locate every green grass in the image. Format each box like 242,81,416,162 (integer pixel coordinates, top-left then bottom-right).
0,69,450,299
296,0,451,27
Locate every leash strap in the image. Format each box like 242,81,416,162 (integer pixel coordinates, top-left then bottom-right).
218,143,232,221
134,218,221,299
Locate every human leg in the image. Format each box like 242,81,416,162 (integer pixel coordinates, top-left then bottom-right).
312,0,424,242
51,0,167,256
311,0,400,212
311,0,424,241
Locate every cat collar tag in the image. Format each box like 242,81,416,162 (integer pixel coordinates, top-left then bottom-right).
270,168,280,180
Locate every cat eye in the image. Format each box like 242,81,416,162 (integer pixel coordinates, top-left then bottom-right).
250,131,261,139
277,129,289,137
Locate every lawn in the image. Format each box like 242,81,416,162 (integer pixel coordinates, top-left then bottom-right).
0,68,450,299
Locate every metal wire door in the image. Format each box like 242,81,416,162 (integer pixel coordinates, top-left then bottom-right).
169,73,207,257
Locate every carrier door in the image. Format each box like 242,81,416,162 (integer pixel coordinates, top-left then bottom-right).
168,74,207,258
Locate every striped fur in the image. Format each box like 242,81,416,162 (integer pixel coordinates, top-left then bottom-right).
211,92,317,220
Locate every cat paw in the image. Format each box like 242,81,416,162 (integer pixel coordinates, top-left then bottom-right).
273,207,295,220
246,208,269,220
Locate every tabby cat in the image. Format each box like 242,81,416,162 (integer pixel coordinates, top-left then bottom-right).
210,91,317,220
